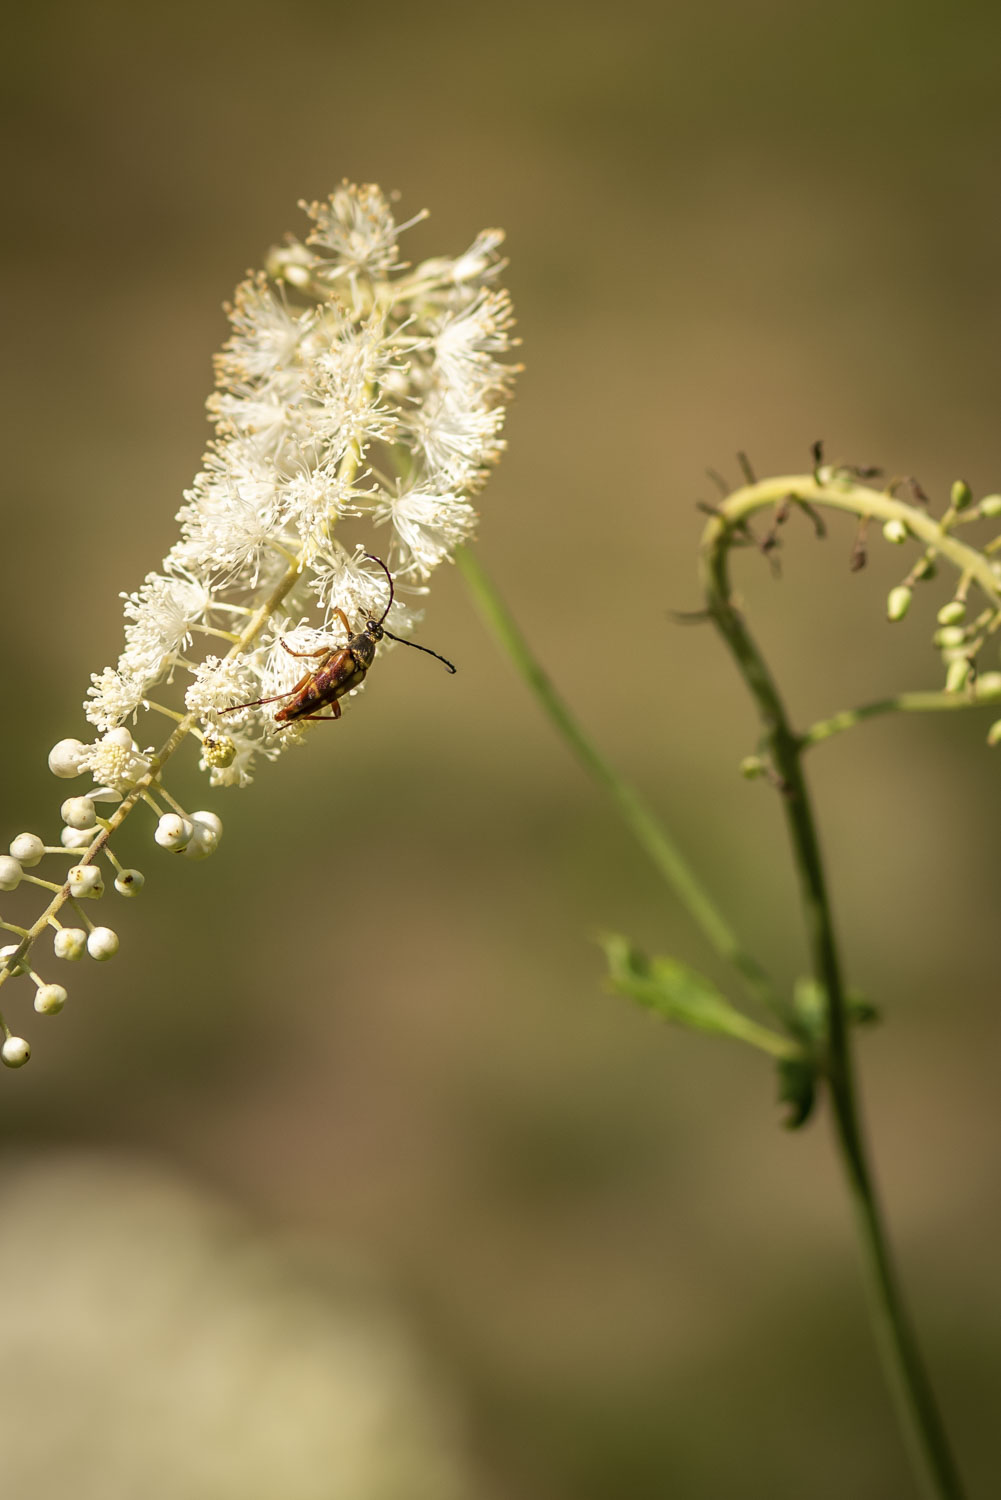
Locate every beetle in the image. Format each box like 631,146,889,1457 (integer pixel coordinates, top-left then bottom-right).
222,554,455,727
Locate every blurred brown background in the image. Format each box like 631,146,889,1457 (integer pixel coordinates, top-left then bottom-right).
3,1,1001,1494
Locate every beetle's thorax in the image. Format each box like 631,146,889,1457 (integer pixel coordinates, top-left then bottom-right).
349,629,379,670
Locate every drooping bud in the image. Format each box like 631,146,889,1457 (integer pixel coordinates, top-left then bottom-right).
86,927,120,961
979,494,1001,517
739,755,766,780
945,658,971,693
882,519,908,544
53,928,88,961
10,833,44,867
0,856,22,891
950,479,973,511
68,865,105,899
48,738,86,778
154,814,194,851
114,869,145,897
937,601,966,626
934,625,967,650
60,796,97,830
887,586,912,621
1,1037,30,1068
34,983,67,1015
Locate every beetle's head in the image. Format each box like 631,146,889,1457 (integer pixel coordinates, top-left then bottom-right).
365,619,385,641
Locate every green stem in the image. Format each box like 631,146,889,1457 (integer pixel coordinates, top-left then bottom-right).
799,680,1001,749
701,509,965,1500
456,547,789,1025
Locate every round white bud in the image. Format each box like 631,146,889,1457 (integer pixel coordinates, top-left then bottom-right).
154,813,193,851
1,1037,30,1068
987,718,1001,747
60,826,93,850
975,672,1001,698
936,600,966,626
191,810,222,840
934,626,966,650
0,945,29,977
114,868,145,897
60,796,96,830
10,833,44,867
882,519,908,544
182,812,222,860
0,856,22,891
48,738,86,778
979,494,1001,517
87,927,119,961
53,928,87,961
34,983,67,1015
104,727,136,750
68,864,105,899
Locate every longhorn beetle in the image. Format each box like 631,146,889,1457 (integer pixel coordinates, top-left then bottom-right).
222,555,456,727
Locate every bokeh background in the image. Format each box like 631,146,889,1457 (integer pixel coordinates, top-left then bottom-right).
4,1,1001,1494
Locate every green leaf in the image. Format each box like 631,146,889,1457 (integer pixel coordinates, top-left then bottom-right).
600,934,796,1059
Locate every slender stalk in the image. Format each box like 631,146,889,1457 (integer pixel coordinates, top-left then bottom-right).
701,517,965,1500
456,546,789,1025
800,683,1001,749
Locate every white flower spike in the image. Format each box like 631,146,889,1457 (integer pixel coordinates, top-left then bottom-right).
0,182,518,1067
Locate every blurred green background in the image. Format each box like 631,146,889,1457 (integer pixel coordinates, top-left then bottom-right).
4,0,1001,1494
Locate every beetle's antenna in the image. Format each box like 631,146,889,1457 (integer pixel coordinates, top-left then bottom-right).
364,553,396,625
363,553,456,671
383,630,457,673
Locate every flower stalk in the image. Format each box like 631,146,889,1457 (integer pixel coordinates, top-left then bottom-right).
0,182,518,1063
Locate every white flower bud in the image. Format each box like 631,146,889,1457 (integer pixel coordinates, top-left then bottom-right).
104,727,137,750
975,672,1001,698
181,811,223,860
191,810,222,839
48,738,87,778
87,927,119,961
34,983,67,1015
54,928,87,961
934,626,966,650
61,826,94,850
0,945,29,977
154,813,193,851
1,1037,30,1068
60,796,97,830
68,864,105,899
887,586,912,622
987,718,1001,747
882,519,908,544
951,479,973,511
0,856,22,891
936,601,966,626
10,833,44,867
114,868,145,896
979,494,1001,517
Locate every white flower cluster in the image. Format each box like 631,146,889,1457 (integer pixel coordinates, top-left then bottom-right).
0,184,518,1068
84,181,517,788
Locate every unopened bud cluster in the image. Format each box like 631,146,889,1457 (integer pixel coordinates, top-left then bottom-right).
0,184,517,1070
879,479,1001,743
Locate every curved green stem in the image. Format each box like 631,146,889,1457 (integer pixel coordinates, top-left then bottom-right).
702,497,965,1500
456,547,789,1025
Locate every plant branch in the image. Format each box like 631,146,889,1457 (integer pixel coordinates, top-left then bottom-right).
701,493,966,1500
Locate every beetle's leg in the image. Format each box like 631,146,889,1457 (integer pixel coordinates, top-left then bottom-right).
278,701,342,730
280,639,330,660
331,607,352,637
221,689,299,714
